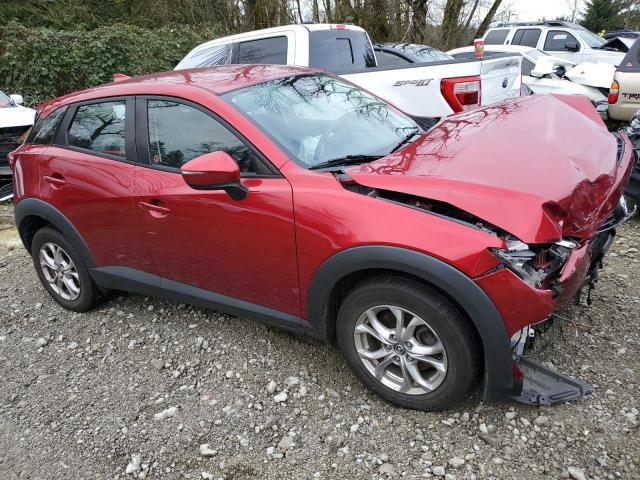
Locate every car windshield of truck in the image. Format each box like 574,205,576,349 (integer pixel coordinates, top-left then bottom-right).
0,91,13,108
222,73,420,169
574,29,606,48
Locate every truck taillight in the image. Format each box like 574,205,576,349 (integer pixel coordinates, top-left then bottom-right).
441,76,481,113
608,80,619,105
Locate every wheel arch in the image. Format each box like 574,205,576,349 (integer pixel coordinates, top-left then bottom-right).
306,245,515,401
14,198,96,268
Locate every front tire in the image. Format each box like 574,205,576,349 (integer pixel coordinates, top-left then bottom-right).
31,227,100,312
336,276,481,411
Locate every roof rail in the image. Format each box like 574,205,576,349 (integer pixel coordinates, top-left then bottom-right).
494,20,573,28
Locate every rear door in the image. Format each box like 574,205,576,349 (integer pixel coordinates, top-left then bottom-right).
39,98,152,271
132,96,300,316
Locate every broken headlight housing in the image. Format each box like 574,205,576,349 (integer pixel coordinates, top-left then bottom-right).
491,238,577,288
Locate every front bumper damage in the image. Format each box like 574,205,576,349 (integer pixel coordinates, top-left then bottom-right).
505,197,633,406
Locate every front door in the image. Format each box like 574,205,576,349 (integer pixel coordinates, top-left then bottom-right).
133,97,300,316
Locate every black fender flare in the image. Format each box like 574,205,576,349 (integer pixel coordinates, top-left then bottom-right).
306,245,514,401
14,198,96,268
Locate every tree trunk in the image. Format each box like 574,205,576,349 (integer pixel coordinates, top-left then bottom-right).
475,0,503,38
440,0,465,49
313,0,320,21
407,0,428,44
463,0,480,30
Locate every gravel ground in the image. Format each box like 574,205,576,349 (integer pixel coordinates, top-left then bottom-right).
0,202,638,480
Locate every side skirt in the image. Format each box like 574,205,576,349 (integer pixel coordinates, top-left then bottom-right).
90,266,315,338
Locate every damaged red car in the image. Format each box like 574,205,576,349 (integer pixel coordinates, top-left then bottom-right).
10,66,634,410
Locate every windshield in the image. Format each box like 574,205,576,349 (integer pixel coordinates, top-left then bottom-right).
574,29,606,48
0,91,13,108
221,74,420,168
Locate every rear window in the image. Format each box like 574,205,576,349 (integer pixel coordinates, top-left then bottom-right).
376,50,411,66
512,29,541,48
485,29,509,45
309,30,376,72
619,42,640,72
238,36,287,64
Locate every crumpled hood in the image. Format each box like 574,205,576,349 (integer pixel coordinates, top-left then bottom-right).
0,105,36,129
564,61,616,89
346,94,633,244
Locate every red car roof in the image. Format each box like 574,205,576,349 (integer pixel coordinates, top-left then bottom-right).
38,65,319,115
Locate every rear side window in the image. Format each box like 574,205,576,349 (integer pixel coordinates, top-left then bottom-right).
146,100,264,174
182,43,232,68
376,50,411,66
309,30,376,72
512,29,541,48
544,30,579,51
27,106,67,145
237,37,287,64
68,101,126,158
485,29,509,45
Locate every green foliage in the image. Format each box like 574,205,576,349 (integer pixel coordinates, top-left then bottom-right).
0,22,215,106
581,0,622,33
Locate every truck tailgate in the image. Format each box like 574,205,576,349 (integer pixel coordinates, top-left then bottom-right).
341,55,522,119
479,56,522,106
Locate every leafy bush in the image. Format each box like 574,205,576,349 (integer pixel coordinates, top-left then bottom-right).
0,22,216,107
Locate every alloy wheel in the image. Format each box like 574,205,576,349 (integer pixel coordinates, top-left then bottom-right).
353,305,448,395
38,242,81,301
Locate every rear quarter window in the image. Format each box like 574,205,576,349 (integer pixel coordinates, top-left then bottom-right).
182,43,232,68
26,106,67,145
485,29,509,45
237,36,288,64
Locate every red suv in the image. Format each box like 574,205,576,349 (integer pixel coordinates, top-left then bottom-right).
10,65,633,410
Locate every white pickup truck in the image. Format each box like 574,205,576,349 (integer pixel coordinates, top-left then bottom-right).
175,23,522,120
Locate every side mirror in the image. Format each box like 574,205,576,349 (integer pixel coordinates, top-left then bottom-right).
181,151,248,200
564,42,579,52
9,94,24,106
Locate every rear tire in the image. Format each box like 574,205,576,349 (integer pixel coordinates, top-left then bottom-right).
31,227,100,312
336,276,481,411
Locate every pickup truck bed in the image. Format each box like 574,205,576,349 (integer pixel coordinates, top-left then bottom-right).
175,23,522,119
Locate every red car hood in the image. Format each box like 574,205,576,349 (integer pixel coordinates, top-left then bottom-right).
346,94,633,244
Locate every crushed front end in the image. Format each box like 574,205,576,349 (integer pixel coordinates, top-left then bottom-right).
477,195,634,406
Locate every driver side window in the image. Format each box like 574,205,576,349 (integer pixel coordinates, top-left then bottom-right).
544,30,579,52
145,100,267,174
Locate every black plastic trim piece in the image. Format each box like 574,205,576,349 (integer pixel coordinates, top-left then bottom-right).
14,198,96,268
90,266,308,335
306,245,514,401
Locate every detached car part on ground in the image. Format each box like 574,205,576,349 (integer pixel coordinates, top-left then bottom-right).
1,90,35,201
10,66,634,411
174,23,522,121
